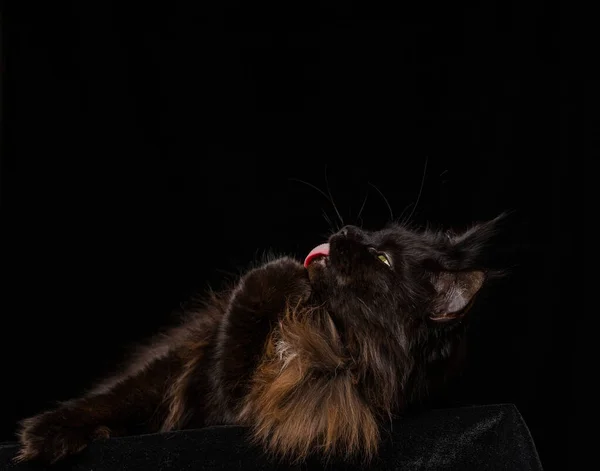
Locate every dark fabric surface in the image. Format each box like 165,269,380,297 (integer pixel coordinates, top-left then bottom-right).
0,404,542,470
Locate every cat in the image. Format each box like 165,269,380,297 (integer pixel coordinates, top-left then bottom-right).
15,215,505,465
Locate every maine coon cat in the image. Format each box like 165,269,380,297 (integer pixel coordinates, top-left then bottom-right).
15,215,505,464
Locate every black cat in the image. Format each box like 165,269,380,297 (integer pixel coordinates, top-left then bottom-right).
15,215,505,464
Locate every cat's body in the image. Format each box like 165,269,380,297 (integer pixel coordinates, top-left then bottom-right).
16,217,504,464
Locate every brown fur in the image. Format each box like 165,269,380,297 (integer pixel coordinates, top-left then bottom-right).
238,303,380,463
161,292,229,431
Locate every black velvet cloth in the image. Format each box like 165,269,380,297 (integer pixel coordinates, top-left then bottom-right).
0,404,542,470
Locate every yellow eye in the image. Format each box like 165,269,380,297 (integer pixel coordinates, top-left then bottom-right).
377,253,391,267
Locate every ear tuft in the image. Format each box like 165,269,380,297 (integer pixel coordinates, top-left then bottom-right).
445,212,509,271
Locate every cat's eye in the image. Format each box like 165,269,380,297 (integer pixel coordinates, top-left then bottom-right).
367,247,392,268
376,253,391,267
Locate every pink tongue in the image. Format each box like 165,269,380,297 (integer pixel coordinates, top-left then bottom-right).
304,243,330,268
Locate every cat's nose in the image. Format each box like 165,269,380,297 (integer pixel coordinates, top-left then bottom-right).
338,225,360,237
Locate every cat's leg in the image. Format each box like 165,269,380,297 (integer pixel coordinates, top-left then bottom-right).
15,349,177,463
214,257,311,410
218,259,379,461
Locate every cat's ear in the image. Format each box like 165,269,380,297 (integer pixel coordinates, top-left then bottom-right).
429,270,486,321
446,212,508,272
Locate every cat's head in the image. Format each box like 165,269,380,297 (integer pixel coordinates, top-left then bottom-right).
304,214,506,333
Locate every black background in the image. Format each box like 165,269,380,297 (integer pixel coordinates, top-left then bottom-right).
2,2,589,470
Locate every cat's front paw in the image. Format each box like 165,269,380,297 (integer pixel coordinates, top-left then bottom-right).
239,257,311,311
15,409,111,464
